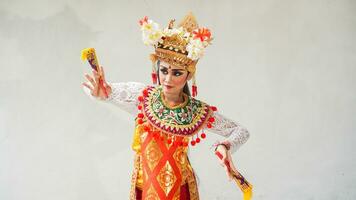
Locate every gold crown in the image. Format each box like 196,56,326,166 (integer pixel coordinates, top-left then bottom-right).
139,12,212,97
140,12,212,73
155,12,198,72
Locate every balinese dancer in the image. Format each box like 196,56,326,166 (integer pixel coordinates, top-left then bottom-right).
82,12,252,200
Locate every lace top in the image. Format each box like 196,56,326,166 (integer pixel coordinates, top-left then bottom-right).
83,82,250,153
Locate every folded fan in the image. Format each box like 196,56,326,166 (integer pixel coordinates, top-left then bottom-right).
215,151,253,200
81,48,108,98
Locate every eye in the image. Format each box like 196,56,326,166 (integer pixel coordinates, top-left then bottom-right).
160,68,168,75
173,71,183,76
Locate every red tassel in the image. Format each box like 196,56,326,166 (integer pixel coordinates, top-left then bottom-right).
151,72,157,84
138,96,144,102
201,132,206,139
142,89,148,97
192,85,197,97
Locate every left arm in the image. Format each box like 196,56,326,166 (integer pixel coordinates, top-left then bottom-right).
208,111,250,180
209,111,250,154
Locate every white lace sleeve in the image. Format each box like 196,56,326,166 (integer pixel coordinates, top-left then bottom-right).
208,112,250,154
82,82,146,115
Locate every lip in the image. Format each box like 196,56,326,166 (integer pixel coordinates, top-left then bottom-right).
164,84,173,89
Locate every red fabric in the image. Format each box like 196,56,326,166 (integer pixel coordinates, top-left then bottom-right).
135,187,142,200
180,183,190,200
135,183,190,200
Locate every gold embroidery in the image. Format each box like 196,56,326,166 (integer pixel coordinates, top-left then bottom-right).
145,140,163,171
145,184,160,200
131,97,204,199
130,154,140,200
144,86,212,136
186,172,200,200
157,161,178,196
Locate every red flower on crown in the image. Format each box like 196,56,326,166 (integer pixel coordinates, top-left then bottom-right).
192,28,211,42
139,16,148,26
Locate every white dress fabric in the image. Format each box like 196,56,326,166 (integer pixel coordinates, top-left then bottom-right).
83,82,250,153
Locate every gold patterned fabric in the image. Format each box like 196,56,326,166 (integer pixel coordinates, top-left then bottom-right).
128,85,215,199
130,123,200,200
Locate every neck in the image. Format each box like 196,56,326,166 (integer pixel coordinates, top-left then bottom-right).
162,91,184,107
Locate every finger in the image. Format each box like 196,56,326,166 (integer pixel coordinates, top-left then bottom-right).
90,72,99,96
85,74,96,86
82,82,93,91
105,83,112,94
101,66,106,81
224,166,232,181
93,70,99,80
93,72,101,88
227,153,238,172
94,69,102,79
223,158,230,168
230,163,238,174
93,70,101,83
93,83,99,96
217,148,227,159
218,146,228,159
223,154,228,161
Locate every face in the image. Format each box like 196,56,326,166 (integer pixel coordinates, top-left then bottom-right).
158,60,190,96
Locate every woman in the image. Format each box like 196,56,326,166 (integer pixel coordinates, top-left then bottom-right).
82,13,251,200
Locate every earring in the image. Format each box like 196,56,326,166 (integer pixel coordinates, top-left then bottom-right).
150,54,158,84
192,74,197,97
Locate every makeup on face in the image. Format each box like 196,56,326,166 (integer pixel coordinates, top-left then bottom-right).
159,66,185,77
158,62,189,91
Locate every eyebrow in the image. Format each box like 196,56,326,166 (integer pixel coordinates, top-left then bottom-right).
171,69,184,72
159,65,168,69
159,65,184,71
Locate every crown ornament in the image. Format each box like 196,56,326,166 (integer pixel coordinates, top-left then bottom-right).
139,12,213,97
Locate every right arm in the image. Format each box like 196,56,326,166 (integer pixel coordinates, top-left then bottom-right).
82,66,146,115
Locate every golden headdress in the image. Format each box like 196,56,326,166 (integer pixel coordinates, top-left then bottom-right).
139,12,213,97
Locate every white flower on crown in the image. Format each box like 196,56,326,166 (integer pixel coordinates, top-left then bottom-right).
141,19,159,33
142,31,163,46
139,16,212,59
174,27,185,37
186,27,212,60
139,17,163,46
186,39,205,60
183,32,191,40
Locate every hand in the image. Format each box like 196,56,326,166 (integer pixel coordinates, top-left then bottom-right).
215,144,239,181
82,66,112,99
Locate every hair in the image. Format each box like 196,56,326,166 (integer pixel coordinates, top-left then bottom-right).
156,60,191,96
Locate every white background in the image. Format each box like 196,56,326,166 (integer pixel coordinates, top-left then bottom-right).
0,0,355,199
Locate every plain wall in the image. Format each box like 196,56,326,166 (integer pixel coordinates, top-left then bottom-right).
1,0,355,199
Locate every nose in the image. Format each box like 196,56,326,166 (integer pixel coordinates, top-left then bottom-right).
164,72,173,83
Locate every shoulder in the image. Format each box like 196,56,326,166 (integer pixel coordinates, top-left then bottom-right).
189,96,213,110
